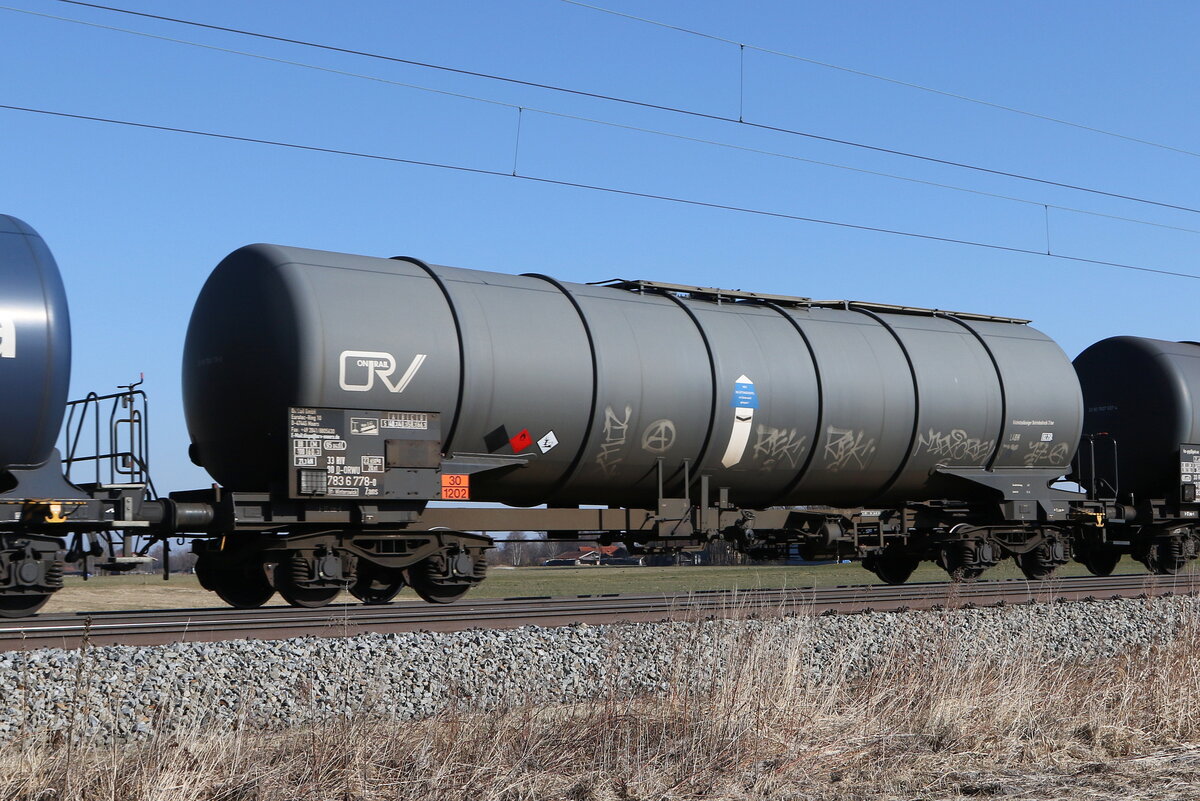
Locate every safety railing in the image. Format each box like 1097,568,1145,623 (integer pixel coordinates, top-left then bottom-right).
60,375,157,499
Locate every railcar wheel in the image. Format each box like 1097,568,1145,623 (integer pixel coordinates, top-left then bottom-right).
1143,554,1186,575
1017,538,1069,581
1081,549,1121,577
407,553,482,604
1139,535,1191,575
196,557,275,609
938,542,986,582
0,594,51,618
277,554,342,608
408,568,471,604
1015,551,1059,581
213,578,276,609
865,549,920,585
278,584,341,608
350,565,406,605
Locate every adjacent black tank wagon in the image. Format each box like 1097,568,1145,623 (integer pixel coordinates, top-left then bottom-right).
1,215,1198,617
1072,337,1200,573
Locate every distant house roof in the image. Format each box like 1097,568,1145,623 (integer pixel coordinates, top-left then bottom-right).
555,544,626,560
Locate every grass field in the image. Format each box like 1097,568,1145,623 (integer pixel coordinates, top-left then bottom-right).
42,556,1160,614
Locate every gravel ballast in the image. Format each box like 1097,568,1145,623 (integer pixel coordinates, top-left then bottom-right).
1,596,1197,742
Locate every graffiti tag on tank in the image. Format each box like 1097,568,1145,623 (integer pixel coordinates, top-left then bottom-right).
916,429,995,464
640,419,676,454
596,404,632,476
1023,440,1070,466
752,426,807,470
823,426,877,472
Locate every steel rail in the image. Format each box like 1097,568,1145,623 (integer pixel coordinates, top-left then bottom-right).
1,572,1197,651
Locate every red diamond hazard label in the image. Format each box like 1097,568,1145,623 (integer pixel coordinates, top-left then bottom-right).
510,429,533,453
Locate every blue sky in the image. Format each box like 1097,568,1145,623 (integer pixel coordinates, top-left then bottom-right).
3,0,1198,493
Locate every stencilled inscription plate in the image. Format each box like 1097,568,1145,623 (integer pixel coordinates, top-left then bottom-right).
287,407,441,500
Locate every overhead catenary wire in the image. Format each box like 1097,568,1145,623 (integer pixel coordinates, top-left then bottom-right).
8,4,1200,240
557,0,1200,161
48,0,1200,218
3,101,1199,283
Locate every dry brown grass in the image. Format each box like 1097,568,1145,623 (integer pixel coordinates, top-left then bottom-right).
4,613,1200,800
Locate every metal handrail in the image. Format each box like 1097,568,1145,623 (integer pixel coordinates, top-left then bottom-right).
1076,433,1119,502
60,380,156,499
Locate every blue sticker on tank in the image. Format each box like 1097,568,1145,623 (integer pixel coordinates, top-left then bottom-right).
731,380,759,409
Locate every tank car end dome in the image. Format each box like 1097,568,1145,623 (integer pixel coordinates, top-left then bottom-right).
1075,336,1200,498
0,215,72,471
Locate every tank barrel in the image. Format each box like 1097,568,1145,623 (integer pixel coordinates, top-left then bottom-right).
183,245,1083,509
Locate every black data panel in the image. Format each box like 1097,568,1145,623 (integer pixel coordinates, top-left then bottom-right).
1180,444,1200,504
287,407,441,500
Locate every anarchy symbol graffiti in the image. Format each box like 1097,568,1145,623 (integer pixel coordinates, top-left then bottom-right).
640,419,677,454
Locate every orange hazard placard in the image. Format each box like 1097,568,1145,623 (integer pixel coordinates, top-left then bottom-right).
440,473,470,500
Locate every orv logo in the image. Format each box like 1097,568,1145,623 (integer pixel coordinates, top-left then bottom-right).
0,317,14,359
338,350,427,393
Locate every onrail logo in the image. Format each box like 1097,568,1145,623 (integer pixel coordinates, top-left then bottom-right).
338,350,427,393
0,316,14,359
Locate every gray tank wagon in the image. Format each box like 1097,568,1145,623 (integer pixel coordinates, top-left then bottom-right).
174,244,1094,588
183,245,1083,510
4,217,1200,618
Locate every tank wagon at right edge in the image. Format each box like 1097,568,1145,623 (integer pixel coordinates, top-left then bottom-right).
1072,337,1200,575
2,214,1200,617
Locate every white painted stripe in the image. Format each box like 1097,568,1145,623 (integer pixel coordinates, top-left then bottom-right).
721,375,757,468
721,409,755,467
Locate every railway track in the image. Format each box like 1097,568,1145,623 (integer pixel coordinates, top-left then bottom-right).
2,572,1198,651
